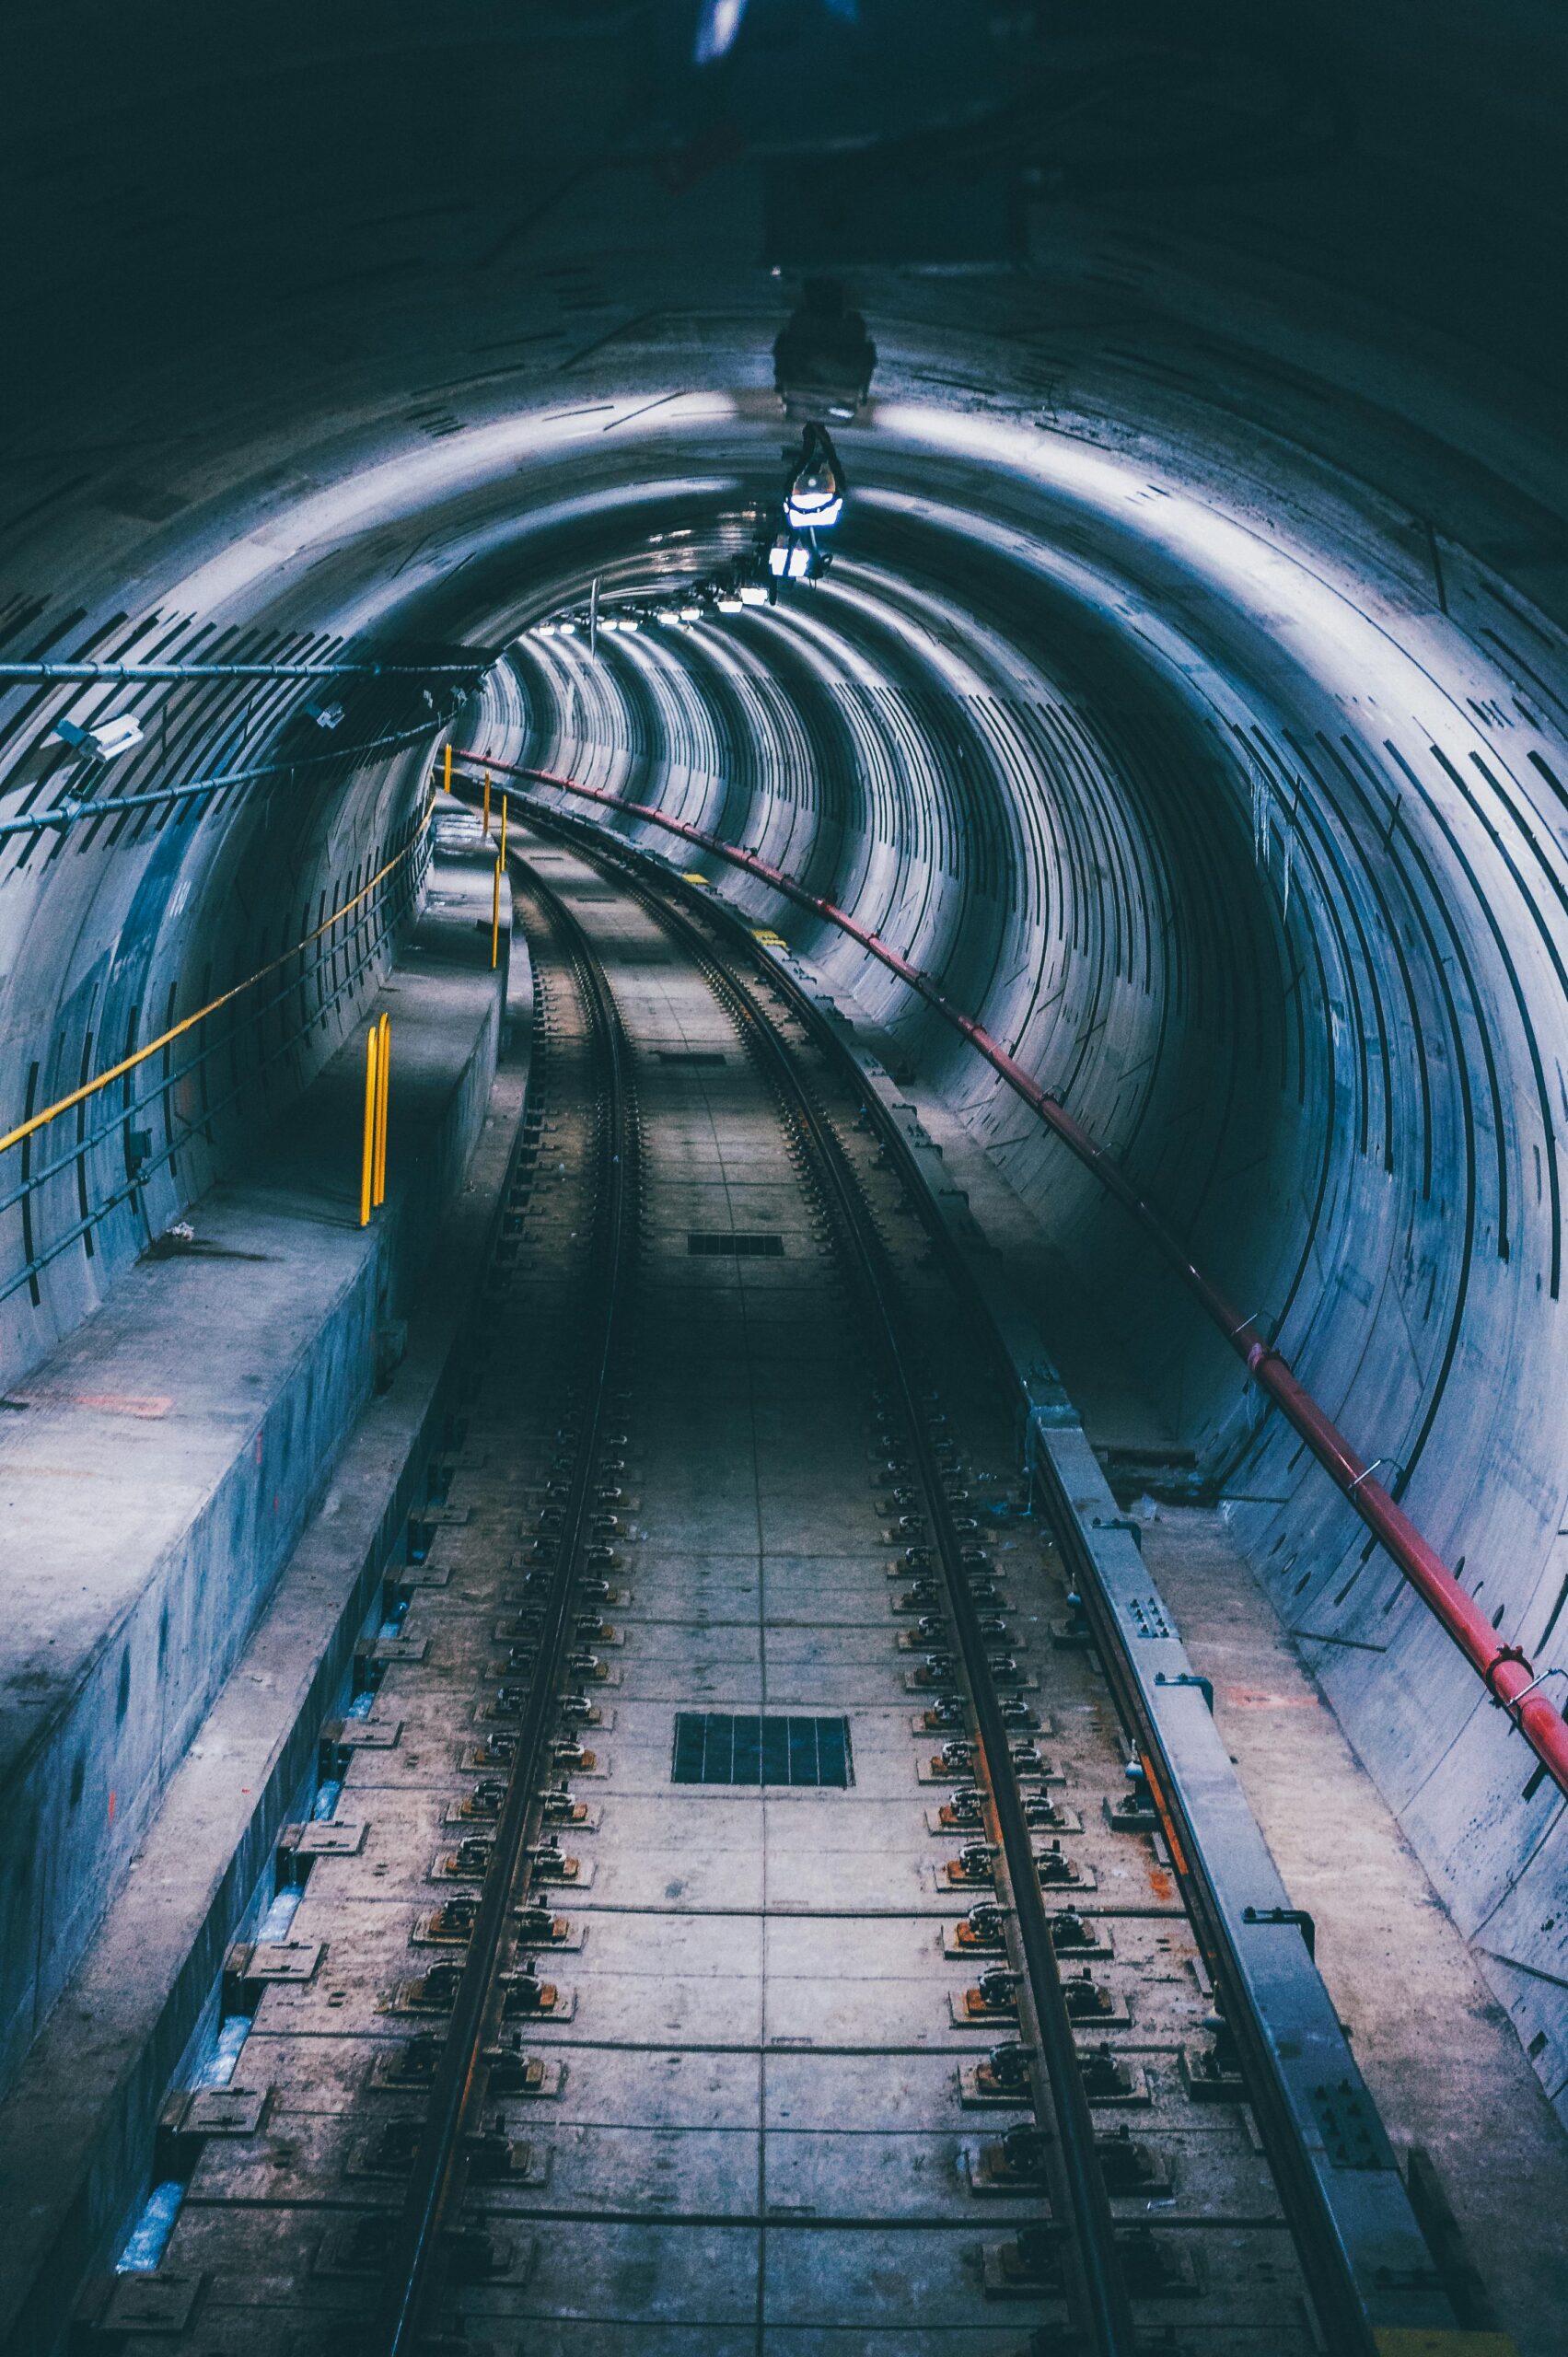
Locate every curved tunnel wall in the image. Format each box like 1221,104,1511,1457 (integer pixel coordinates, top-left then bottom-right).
3,370,1567,2112
0,565,468,1393
463,409,1568,2114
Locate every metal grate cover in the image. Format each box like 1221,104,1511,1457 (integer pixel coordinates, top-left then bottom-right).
671,1713,853,1787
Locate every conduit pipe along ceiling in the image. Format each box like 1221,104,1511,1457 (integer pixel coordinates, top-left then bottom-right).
2,2,1567,2120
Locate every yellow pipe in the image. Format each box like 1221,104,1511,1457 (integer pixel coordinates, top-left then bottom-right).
443,743,452,796
0,802,435,1161
490,858,502,971
374,1013,390,1206
482,771,492,837
499,793,506,863
359,1028,377,1226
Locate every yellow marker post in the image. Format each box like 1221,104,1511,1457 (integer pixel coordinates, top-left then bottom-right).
491,858,502,970
373,1013,390,1208
443,743,452,796
499,794,506,863
482,770,492,838
359,1028,378,1226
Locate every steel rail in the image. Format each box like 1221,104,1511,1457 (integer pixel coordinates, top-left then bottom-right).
376,866,637,2356
521,806,1403,2352
597,858,1138,2356
461,751,1568,1801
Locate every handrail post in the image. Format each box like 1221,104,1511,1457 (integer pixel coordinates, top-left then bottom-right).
374,1014,390,1207
359,1028,378,1227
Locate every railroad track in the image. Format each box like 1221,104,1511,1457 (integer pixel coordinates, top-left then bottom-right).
103,817,1363,2357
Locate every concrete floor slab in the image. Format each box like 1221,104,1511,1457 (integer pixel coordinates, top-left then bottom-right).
760,1847,938,1912
454,2326,755,2357
757,2223,1050,2327
567,1910,767,1982
463,2218,761,2324
764,2050,994,2134
762,2129,980,2219
581,1851,770,1912
761,1975,970,2050
520,2122,762,2215
528,1978,767,2049
545,2046,764,2132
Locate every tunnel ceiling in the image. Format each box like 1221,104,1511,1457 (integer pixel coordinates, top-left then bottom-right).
4,0,1568,2068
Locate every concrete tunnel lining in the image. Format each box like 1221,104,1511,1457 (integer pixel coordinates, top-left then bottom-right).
3,18,1568,2236
5,386,1566,2117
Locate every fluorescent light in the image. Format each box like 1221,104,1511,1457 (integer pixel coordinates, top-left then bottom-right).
716,594,744,613
58,714,144,760
739,583,769,606
785,491,842,529
694,0,749,64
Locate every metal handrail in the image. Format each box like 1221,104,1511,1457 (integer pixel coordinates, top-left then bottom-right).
0,863,410,1216
0,797,434,1303
0,798,435,1165
0,835,427,1306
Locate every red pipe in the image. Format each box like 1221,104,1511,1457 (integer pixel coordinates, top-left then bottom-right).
459,749,1568,1798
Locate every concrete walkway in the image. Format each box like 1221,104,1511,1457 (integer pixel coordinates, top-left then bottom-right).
1144,1504,1568,2357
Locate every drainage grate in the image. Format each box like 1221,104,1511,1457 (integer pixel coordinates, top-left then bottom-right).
671,1713,853,1787
687,1232,784,1258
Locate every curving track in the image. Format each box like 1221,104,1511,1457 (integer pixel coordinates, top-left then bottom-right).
129,819,1379,2357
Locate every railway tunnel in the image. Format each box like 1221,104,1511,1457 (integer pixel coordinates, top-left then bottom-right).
2,5,1566,2353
